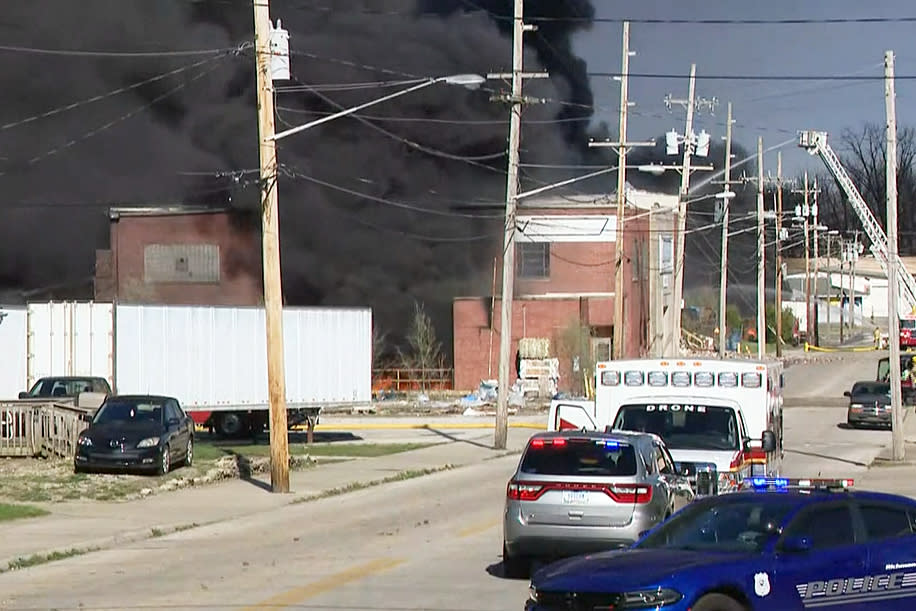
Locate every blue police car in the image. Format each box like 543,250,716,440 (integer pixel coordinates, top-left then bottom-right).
525,478,916,610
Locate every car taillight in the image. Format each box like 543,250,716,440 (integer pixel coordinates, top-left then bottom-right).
606,483,652,504
507,481,544,501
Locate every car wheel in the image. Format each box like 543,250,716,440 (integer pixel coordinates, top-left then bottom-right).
158,444,171,476
502,543,528,579
184,437,193,467
692,593,747,611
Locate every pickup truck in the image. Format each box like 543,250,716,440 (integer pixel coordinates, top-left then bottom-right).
17,376,112,400
877,354,916,405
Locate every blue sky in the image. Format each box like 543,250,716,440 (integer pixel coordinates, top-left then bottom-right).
573,0,916,178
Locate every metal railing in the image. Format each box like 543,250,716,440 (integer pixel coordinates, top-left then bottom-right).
0,400,93,458
372,368,454,392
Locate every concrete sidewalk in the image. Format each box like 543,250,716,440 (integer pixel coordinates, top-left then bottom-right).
0,428,533,572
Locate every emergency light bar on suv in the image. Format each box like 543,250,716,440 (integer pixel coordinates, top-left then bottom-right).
741,477,855,492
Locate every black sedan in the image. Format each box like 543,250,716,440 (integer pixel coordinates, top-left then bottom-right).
844,381,892,428
74,395,195,475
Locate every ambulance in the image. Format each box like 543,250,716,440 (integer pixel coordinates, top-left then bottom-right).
548,358,784,495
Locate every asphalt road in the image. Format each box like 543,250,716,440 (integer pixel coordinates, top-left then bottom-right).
0,354,905,610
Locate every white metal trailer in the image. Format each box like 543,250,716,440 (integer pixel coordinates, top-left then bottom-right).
0,302,373,436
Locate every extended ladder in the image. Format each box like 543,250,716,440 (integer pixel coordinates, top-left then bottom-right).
798,130,916,312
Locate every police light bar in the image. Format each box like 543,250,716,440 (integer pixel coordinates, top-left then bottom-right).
742,477,855,491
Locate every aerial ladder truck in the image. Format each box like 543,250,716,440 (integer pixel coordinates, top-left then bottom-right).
798,131,916,313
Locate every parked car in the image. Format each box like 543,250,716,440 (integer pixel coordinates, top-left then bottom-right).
74,395,194,475
845,381,892,429
18,376,111,399
503,430,694,578
527,477,916,611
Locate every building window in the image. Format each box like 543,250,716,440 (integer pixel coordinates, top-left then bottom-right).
517,242,550,279
144,244,220,284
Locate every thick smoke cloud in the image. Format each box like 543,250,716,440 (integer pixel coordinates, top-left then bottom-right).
0,0,597,351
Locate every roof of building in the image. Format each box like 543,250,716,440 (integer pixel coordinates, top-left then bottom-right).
108,205,232,219
519,184,678,211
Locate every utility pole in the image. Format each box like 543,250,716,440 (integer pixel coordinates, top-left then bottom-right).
718,102,734,357
253,0,290,492
826,230,834,331
804,172,812,343
849,230,859,329
886,49,904,461
669,64,697,356
839,237,846,344
756,137,766,359
494,0,526,450
775,153,784,356
812,179,821,346
587,22,654,359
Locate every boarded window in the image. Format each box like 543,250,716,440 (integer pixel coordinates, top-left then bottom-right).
517,242,550,279
144,244,220,284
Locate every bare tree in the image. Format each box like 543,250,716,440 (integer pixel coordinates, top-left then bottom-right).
398,301,444,391
815,123,916,252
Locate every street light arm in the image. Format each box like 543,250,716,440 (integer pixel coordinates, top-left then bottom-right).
269,74,485,142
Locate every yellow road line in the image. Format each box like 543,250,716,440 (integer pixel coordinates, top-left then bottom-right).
241,557,405,610
457,518,500,538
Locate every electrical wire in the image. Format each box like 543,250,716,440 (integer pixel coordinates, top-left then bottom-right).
0,42,248,58
0,53,237,133
0,52,234,175
274,105,588,126
587,71,916,81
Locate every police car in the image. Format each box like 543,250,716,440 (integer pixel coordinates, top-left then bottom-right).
526,478,916,610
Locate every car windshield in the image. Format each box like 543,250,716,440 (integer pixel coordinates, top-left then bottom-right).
902,319,916,330
93,400,163,425
612,404,741,451
636,497,798,553
520,439,638,477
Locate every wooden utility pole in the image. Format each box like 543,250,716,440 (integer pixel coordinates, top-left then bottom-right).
812,179,820,346
612,22,630,359
669,64,697,356
826,231,834,330
494,0,525,450
253,0,290,492
775,153,784,357
717,102,734,357
587,23,655,359
839,237,846,344
849,230,859,329
804,172,812,343
756,137,766,359
886,49,904,461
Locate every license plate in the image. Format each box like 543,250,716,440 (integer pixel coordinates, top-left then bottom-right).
562,491,589,505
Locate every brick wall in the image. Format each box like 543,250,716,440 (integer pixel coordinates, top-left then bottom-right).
103,212,262,306
453,297,598,392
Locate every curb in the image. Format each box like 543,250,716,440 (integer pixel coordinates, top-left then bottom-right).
312,421,545,431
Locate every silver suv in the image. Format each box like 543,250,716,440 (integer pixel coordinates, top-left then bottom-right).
502,429,694,578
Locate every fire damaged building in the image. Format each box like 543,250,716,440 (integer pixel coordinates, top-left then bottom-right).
93,206,263,306
452,188,678,394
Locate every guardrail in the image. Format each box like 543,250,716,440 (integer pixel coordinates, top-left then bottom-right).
372,368,454,392
0,400,93,459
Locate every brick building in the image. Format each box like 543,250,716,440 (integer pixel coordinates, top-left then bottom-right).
93,206,262,305
452,188,677,393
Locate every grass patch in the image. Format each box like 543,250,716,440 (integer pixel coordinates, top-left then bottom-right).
195,441,432,462
292,464,457,504
0,503,49,522
4,546,98,572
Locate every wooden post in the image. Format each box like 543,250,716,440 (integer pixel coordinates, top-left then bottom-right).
253,0,290,493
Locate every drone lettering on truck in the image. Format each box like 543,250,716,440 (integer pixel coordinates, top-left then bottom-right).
548,358,783,495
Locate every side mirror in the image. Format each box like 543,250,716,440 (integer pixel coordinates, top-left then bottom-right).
18,392,31,399
761,430,777,453
167,417,180,427
780,536,812,554
843,391,851,397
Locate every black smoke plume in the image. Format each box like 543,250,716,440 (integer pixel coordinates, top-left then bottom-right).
0,0,598,355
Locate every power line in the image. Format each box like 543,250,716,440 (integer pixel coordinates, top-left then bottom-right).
0,54,234,133
587,71,916,81
0,42,247,58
